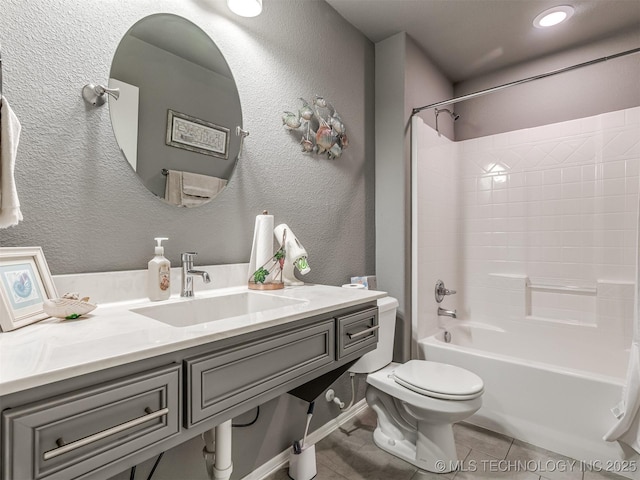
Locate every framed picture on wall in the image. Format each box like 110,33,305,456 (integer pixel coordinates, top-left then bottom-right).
166,110,230,159
0,247,58,332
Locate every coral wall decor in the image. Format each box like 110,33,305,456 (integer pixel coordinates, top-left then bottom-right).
282,95,348,159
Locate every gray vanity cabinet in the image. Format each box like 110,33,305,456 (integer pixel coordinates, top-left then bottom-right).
186,319,335,426
2,364,180,480
1,301,378,480
336,307,378,359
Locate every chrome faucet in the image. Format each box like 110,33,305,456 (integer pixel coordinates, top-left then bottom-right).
181,252,211,297
438,307,457,319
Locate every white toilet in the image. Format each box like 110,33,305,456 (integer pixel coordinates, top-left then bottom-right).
349,297,484,473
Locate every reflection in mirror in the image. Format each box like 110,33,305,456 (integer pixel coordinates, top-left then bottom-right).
109,14,242,207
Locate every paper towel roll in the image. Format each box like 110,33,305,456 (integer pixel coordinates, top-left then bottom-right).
248,212,274,278
342,283,365,289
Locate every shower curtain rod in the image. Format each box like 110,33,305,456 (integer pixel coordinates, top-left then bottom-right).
411,47,640,116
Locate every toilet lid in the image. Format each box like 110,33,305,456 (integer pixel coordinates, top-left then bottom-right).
392,360,484,400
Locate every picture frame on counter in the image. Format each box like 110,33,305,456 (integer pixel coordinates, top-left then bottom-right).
0,247,58,332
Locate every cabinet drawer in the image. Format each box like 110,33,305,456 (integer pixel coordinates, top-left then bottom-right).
336,307,378,359
2,364,180,480
186,320,334,426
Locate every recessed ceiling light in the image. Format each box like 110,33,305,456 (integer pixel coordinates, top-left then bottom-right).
227,0,263,17
533,5,575,28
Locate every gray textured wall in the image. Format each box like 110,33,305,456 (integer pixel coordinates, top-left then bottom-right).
0,1,374,478
0,0,375,286
453,28,640,141
375,33,453,363
405,37,455,141
375,33,408,363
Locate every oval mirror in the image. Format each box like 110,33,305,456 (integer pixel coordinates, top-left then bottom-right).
108,14,242,207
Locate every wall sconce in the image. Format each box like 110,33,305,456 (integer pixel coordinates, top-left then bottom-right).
227,0,262,17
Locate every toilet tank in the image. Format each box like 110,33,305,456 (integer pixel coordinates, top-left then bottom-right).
348,296,399,374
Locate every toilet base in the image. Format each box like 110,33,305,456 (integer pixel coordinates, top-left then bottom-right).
371,422,459,473
365,370,481,474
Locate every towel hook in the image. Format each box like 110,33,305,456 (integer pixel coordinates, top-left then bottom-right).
82,83,120,107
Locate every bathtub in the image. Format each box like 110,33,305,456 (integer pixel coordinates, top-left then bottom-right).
419,322,637,478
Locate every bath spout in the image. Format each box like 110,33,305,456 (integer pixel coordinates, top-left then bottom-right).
437,307,457,319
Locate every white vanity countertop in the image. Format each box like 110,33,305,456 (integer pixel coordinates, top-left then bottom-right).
0,284,386,395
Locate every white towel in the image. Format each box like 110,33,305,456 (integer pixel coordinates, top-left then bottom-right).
182,171,226,200
164,169,227,207
604,175,640,455
0,96,23,228
164,169,183,206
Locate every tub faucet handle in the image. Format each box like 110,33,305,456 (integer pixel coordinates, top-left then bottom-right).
435,280,457,303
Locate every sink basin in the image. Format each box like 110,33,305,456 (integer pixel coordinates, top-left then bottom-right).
131,291,306,327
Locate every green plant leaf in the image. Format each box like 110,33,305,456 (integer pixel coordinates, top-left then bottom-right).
253,267,269,284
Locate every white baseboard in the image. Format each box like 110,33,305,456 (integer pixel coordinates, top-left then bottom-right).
241,399,368,480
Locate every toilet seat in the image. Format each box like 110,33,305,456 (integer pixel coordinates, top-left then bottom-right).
391,360,484,401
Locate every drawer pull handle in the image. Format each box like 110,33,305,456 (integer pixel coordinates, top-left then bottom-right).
43,407,169,461
347,324,379,340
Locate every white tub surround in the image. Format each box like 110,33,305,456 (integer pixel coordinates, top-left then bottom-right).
0,264,386,395
413,107,639,344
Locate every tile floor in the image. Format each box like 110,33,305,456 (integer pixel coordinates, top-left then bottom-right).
265,408,629,480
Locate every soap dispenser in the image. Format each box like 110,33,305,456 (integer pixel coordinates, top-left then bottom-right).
148,237,171,301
